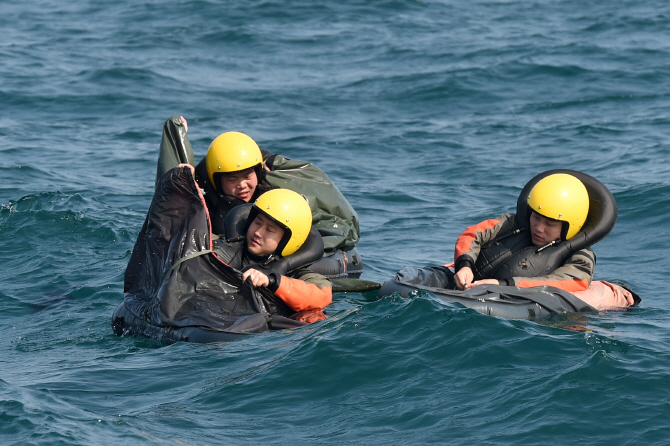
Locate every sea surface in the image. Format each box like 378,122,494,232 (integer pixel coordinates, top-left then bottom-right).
2,0,670,444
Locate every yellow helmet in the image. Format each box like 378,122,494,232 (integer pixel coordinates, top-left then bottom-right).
527,173,589,240
253,188,313,256
205,131,263,192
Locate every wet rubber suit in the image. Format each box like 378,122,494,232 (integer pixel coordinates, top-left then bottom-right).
454,213,595,292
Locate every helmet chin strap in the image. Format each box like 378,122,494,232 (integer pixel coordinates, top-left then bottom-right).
274,227,293,257
560,221,570,240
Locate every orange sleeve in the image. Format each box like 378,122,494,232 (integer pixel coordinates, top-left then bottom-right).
515,277,590,292
454,218,501,262
273,276,333,312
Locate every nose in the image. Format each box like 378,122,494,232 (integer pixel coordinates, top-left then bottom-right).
253,224,265,238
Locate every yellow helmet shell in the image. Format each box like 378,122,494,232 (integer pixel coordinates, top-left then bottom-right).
205,132,262,191
527,173,590,240
253,189,312,256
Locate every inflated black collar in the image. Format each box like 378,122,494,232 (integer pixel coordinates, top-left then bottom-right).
516,169,618,254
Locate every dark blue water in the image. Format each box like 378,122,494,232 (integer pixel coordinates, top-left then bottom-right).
2,1,670,444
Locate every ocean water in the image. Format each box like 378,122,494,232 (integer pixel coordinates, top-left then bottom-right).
2,0,670,444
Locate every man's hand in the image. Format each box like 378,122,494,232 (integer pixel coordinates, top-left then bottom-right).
464,278,498,290
454,266,474,290
242,268,270,288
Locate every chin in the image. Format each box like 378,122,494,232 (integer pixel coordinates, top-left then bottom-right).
249,246,271,257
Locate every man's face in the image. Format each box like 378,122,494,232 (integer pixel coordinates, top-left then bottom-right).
246,212,285,257
529,211,563,246
220,168,258,202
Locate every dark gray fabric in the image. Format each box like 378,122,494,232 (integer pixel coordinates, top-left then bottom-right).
264,155,361,253
379,266,597,320
156,115,194,184
123,165,312,337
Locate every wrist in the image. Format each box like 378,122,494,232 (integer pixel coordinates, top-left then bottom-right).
267,273,281,292
455,257,474,272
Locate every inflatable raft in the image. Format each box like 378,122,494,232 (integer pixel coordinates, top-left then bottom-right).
309,247,363,279
378,169,641,320
378,265,639,320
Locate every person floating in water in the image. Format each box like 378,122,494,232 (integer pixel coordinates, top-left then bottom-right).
164,116,361,260
193,126,275,235
451,173,595,293
213,188,333,323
